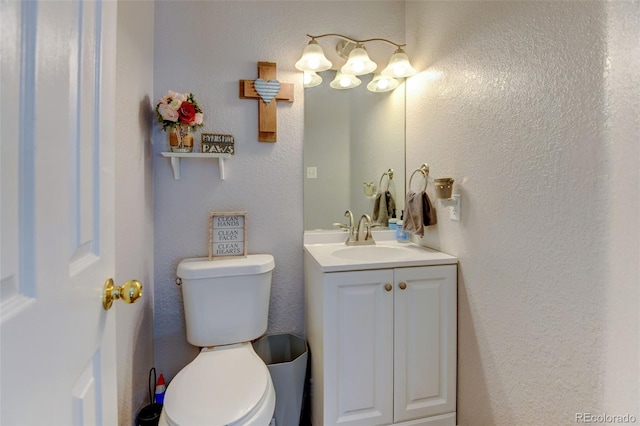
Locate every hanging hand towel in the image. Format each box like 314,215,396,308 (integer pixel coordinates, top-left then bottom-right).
372,191,390,225
404,191,437,237
404,190,425,236
373,190,396,226
385,190,396,223
422,191,437,226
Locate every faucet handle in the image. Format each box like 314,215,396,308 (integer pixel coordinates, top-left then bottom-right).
333,222,350,231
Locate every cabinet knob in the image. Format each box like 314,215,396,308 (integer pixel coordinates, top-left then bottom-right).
399,282,407,290
384,283,392,292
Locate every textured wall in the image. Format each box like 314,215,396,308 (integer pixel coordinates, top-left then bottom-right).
602,1,640,415
115,1,155,424
153,1,405,381
405,1,639,424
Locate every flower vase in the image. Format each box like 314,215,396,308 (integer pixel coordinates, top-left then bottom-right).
169,125,194,153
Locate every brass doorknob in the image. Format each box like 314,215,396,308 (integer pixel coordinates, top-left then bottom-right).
385,283,393,292
102,278,143,310
399,282,407,290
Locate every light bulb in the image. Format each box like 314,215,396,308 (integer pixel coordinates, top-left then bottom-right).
341,44,377,76
295,40,332,72
330,71,361,89
307,58,320,71
381,47,417,78
392,65,406,76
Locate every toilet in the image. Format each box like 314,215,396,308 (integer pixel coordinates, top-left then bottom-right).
159,255,276,426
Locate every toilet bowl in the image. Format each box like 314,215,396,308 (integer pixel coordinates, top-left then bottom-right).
159,255,276,426
158,343,275,426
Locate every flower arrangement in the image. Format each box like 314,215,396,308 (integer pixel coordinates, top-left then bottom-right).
156,91,204,131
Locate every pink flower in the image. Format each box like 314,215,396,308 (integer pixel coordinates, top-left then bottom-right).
194,113,204,125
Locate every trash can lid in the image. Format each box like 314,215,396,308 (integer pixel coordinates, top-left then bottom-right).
163,343,271,426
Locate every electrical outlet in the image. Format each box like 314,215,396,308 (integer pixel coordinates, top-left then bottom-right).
306,166,317,179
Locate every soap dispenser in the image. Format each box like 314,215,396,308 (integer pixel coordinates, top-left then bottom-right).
395,210,409,243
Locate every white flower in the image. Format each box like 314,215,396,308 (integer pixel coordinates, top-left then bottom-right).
168,91,187,103
158,104,179,122
194,113,204,125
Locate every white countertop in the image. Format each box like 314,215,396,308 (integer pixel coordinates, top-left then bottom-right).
303,230,457,273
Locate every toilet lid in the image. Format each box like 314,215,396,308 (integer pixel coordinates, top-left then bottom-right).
163,343,270,426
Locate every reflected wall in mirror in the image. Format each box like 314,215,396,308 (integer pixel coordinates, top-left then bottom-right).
304,70,405,231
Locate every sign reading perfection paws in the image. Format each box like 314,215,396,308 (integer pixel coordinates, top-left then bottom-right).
239,62,294,142
253,79,281,104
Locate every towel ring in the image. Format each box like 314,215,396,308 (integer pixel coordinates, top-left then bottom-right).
409,164,429,192
379,169,393,192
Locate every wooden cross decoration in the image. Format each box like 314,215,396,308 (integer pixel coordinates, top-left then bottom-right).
239,62,294,142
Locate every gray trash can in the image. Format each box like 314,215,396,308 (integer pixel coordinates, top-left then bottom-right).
253,333,308,426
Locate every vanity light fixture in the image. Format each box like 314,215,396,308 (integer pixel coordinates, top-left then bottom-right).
330,71,361,89
296,33,417,92
303,71,322,88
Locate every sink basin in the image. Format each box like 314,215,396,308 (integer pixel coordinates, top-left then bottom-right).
304,231,457,272
332,245,416,261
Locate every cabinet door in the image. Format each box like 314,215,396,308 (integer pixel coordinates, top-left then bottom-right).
394,265,457,423
324,269,394,426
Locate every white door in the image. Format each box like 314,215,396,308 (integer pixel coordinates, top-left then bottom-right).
1,1,124,424
324,269,394,426
394,265,457,423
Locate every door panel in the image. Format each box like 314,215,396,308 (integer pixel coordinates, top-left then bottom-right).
394,265,457,423
325,270,394,426
1,1,118,424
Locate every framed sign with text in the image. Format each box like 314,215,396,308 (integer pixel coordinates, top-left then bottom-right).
209,211,247,260
201,133,235,155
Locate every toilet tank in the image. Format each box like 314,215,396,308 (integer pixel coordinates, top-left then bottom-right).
177,254,274,347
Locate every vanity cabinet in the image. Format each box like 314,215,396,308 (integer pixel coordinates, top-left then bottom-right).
304,260,457,426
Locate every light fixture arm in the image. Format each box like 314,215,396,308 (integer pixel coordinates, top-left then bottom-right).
306,33,405,49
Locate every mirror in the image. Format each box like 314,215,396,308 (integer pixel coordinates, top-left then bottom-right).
303,70,405,230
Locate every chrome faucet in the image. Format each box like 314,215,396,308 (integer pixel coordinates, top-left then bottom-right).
335,211,376,246
353,214,376,246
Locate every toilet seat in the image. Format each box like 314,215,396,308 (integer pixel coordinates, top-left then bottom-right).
162,343,274,426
